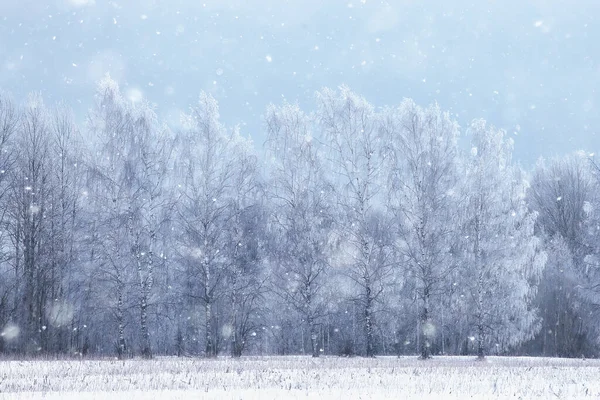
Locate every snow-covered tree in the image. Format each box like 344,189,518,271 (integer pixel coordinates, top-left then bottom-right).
176,92,258,357
123,101,173,359
86,78,135,358
87,76,173,358
265,102,335,357
224,200,266,357
317,86,394,357
44,104,86,354
536,234,584,356
223,129,264,358
0,93,18,353
528,154,594,356
382,99,459,359
8,93,54,353
572,155,600,353
460,119,546,358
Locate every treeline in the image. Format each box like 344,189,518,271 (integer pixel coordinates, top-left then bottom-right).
0,79,598,359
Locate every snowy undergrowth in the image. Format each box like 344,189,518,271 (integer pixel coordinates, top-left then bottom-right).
0,356,598,399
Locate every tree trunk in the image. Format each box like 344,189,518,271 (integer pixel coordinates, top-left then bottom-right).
308,315,319,358
139,286,151,359
475,216,485,360
230,287,242,358
205,298,215,357
477,321,485,360
476,275,485,360
364,284,374,357
116,280,126,359
137,249,153,359
420,287,432,359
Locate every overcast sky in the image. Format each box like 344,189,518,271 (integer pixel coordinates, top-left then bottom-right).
1,0,598,164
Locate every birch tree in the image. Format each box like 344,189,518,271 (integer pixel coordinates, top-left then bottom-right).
265,102,334,357
225,190,265,357
317,87,393,357
128,102,173,358
89,77,174,358
528,154,594,356
8,93,53,353
382,99,459,359
87,77,136,358
461,120,545,359
176,92,245,357
44,104,85,354
0,94,18,353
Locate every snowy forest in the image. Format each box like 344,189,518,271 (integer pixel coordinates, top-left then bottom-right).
1,77,600,361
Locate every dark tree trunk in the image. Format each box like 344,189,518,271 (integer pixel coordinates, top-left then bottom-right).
364,284,374,357
420,287,432,360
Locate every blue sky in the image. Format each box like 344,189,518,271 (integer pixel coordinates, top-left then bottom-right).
1,0,598,164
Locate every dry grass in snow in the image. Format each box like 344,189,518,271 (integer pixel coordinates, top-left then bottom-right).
0,355,599,399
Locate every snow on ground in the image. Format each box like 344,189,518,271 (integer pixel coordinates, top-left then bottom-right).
0,356,599,399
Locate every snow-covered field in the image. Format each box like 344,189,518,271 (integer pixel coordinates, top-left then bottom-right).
1,356,599,399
